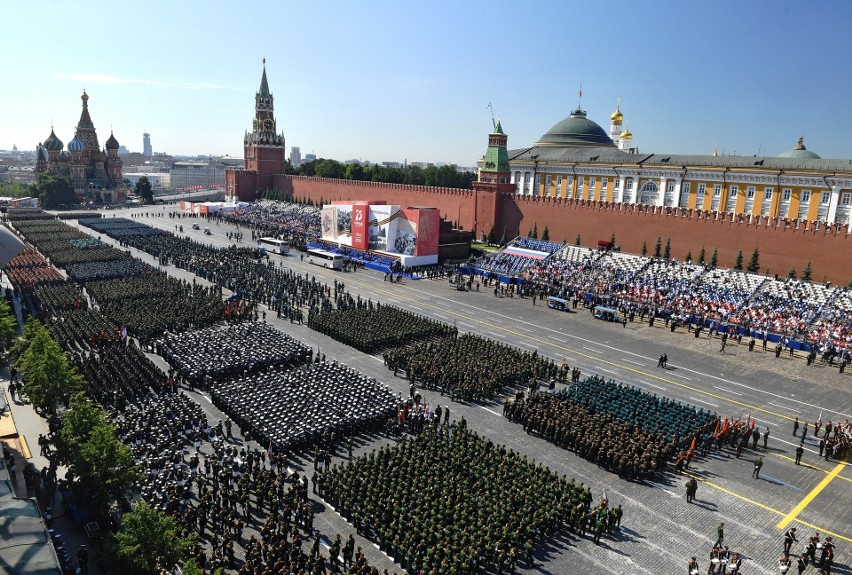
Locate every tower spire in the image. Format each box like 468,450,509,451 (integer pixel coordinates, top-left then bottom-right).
259,58,270,97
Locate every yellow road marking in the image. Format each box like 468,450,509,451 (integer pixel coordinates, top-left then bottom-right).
358,278,799,421
771,453,852,482
683,470,852,543
776,462,845,530
681,471,786,517
20,435,32,459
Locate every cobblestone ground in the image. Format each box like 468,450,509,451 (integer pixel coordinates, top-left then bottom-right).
4,206,845,575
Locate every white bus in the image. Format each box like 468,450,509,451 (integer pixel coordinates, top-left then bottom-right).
258,237,290,255
306,248,344,269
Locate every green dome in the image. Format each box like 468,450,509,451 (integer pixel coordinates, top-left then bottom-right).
537,108,614,147
43,128,63,151
779,148,820,159
779,137,821,159
105,132,120,150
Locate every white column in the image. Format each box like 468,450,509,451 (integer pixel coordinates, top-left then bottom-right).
826,184,841,223
672,180,682,208
657,178,667,207
617,177,625,203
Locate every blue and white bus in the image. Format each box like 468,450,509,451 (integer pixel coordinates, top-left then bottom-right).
258,237,290,255
306,248,344,269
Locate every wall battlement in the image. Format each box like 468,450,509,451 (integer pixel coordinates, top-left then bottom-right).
280,175,851,282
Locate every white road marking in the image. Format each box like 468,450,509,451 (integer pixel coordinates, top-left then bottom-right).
689,397,720,408
620,358,644,365
648,483,679,498
769,401,800,412
597,367,618,375
639,380,666,390
674,373,692,380
713,386,743,396
432,313,448,320
761,474,803,491
479,406,501,416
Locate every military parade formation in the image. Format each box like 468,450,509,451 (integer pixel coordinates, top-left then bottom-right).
1,203,848,575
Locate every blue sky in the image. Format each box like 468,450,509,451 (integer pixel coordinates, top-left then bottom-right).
2,1,851,165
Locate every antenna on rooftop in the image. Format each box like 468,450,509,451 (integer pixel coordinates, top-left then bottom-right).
487,102,496,130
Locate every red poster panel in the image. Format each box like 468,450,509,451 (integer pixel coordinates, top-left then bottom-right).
351,204,368,250
414,208,440,256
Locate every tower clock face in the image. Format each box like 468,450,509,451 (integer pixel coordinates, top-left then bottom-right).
263,119,274,130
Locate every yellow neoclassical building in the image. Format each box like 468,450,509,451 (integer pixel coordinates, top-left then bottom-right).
507,103,852,230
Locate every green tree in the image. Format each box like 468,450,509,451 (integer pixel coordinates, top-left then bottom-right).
299,160,316,177
314,159,345,179
403,165,426,185
733,250,744,270
498,226,507,246
181,559,223,575
0,298,17,352
527,227,533,238
106,502,194,575
487,226,496,245
135,176,153,204
575,234,581,246
541,226,550,242
802,261,812,281
710,248,718,268
698,246,706,265
532,223,538,239
663,237,671,259
654,236,662,258
641,241,647,256
33,173,75,209
54,393,139,519
15,321,83,414
787,267,797,279
0,181,33,198
610,233,616,245
747,247,760,272
685,250,693,263
344,163,365,181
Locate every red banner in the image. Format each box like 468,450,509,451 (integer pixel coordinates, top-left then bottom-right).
352,204,368,250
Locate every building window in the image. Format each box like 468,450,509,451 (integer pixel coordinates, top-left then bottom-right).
556,175,562,188
602,177,608,190
821,191,830,204
801,190,811,203
782,188,792,202
697,183,706,196
614,179,620,189
764,187,773,200
730,185,739,197
545,175,552,194
747,186,756,198
567,177,573,197
842,192,851,206
713,184,722,197
534,175,541,194
667,181,675,193
682,182,691,194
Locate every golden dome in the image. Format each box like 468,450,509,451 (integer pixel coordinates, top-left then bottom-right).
610,103,623,123
620,129,632,140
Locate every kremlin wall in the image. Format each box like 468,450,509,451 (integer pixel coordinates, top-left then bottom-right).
277,175,852,283
228,63,852,284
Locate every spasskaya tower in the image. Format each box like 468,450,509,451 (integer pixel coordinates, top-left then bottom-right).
226,59,287,201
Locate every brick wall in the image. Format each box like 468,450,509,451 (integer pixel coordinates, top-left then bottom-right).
280,176,852,283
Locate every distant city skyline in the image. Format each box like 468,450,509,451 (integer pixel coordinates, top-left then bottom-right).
2,1,851,165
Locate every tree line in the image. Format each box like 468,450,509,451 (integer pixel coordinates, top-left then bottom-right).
286,158,477,189
6,308,199,574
